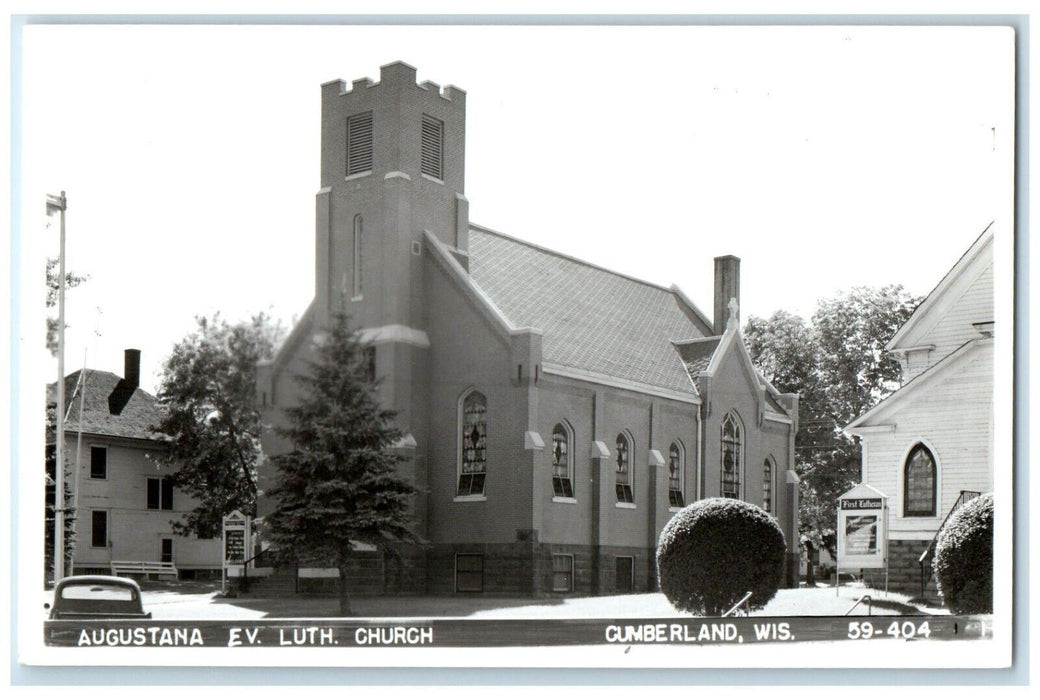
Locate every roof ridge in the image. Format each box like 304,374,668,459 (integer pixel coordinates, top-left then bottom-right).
469,223,679,295
672,335,722,347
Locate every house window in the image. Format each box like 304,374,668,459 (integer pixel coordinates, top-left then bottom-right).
552,554,574,592
615,432,633,503
91,510,108,548
89,446,107,479
458,391,487,496
352,214,363,299
421,114,444,179
763,457,775,513
721,412,742,499
455,554,483,592
160,537,174,564
668,441,685,507
551,423,574,498
147,477,174,511
346,111,373,175
904,444,937,517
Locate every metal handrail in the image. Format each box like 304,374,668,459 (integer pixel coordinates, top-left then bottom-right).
919,490,982,564
843,595,872,616
722,591,753,617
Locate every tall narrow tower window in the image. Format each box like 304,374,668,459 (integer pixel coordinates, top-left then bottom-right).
615,432,633,503
346,111,373,176
352,214,363,299
421,114,444,180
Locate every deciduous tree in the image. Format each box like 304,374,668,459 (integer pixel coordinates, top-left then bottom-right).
152,313,284,538
744,286,919,581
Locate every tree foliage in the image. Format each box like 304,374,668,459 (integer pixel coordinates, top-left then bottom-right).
46,257,88,356
744,286,919,559
152,312,284,538
657,498,786,616
265,314,421,616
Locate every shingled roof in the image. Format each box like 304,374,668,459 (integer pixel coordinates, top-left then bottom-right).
47,370,166,442
673,337,723,394
467,227,712,395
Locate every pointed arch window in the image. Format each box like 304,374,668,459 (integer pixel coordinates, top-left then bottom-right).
668,441,685,507
904,444,937,517
551,423,574,499
458,391,487,496
721,412,743,499
352,214,363,299
615,432,634,503
763,457,775,514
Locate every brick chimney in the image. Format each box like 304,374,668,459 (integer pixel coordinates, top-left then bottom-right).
109,348,141,415
713,255,740,335
124,348,141,388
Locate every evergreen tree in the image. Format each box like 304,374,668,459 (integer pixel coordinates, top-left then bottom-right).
265,314,420,616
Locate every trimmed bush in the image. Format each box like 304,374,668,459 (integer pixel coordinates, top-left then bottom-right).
656,497,786,615
933,493,993,614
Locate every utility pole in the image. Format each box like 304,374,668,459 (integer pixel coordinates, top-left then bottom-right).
46,191,67,583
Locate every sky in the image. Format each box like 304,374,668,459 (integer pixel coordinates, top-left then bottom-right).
17,23,1015,394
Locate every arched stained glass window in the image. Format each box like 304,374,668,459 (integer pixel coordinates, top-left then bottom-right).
763,457,775,513
551,423,574,499
615,432,633,503
458,391,487,496
721,412,742,499
668,441,685,507
904,444,937,517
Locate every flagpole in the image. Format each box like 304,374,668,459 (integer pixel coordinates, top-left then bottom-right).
47,191,67,583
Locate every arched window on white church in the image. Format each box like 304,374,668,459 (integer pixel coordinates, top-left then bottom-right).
458,390,487,497
904,444,937,517
551,422,574,499
721,412,743,499
352,214,363,300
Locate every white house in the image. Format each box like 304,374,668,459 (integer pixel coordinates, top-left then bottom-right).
845,225,993,598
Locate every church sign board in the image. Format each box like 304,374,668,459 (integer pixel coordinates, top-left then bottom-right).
836,484,888,571
221,510,250,577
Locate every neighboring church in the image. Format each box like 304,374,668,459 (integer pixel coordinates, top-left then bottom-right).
845,225,994,598
47,350,222,580
256,62,800,597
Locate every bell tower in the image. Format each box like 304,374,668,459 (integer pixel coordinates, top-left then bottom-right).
314,61,469,333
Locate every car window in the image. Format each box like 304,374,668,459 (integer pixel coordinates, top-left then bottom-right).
60,584,136,601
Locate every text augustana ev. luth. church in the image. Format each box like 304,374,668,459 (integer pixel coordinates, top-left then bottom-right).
254,61,800,597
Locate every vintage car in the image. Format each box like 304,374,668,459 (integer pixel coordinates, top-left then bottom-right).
46,575,152,620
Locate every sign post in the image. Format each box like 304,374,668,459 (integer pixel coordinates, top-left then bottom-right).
835,484,889,597
221,510,250,593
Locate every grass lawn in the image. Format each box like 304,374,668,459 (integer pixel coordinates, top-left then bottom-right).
214,583,946,619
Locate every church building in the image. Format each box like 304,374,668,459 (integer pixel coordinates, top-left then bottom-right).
845,225,994,599
256,62,800,597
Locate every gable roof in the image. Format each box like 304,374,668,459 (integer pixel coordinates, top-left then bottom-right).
673,337,722,394
47,370,166,442
886,223,994,352
845,337,988,433
467,226,714,395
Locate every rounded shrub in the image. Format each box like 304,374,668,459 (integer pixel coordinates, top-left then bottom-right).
656,497,786,615
933,493,993,614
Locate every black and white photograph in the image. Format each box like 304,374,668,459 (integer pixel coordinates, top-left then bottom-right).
9,11,1020,680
